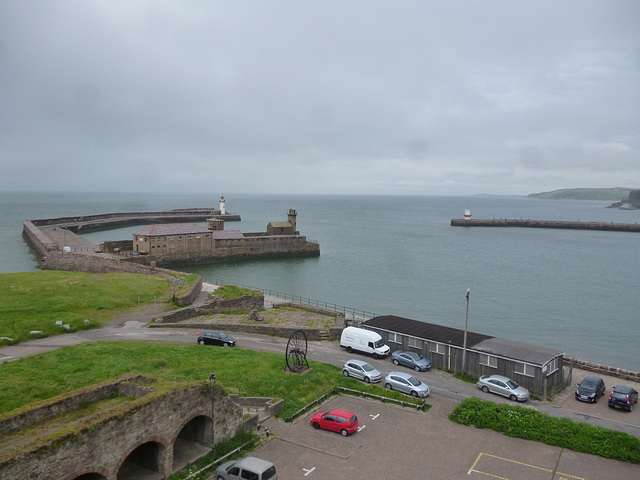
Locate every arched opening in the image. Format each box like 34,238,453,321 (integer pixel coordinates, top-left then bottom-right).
117,441,164,480
73,474,106,480
172,415,210,472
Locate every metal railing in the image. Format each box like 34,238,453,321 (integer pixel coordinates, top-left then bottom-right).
204,277,379,320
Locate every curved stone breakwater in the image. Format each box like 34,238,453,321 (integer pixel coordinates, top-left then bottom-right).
451,218,640,232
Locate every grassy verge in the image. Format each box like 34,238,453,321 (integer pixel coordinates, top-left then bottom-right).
213,285,262,299
0,342,425,417
450,397,640,464
0,271,172,344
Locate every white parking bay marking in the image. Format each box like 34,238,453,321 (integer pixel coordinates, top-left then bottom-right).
357,425,366,431
303,467,316,476
370,413,380,420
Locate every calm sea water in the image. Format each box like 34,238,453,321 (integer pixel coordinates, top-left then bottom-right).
2,192,639,370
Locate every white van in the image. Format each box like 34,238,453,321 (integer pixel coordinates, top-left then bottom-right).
340,326,390,359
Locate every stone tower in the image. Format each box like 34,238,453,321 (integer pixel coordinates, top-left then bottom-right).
288,209,297,233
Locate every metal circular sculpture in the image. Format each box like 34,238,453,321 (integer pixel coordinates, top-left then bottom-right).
285,329,309,372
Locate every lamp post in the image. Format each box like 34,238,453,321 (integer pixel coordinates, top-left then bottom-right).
208,373,217,460
461,289,469,376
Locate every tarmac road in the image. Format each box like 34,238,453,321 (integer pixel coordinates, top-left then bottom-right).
2,321,640,441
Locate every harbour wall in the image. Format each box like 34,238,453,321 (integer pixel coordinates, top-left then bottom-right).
451,218,640,232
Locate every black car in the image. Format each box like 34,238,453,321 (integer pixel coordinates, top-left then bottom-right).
575,375,605,403
197,330,237,347
608,385,639,412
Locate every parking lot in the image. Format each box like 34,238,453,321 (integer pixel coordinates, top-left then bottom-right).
255,394,639,479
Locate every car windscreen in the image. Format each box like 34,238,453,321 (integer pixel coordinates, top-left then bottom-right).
507,380,520,389
408,352,422,360
408,376,421,386
349,415,357,424
612,392,629,401
373,339,384,348
362,363,374,372
263,466,277,480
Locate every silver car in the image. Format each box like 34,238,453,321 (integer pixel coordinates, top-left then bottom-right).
215,456,277,480
477,374,529,402
384,371,430,398
343,359,382,383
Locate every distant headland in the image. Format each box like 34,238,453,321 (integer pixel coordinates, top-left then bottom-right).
528,187,640,210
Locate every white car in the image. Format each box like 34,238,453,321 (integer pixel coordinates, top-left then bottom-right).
342,359,382,383
477,374,529,402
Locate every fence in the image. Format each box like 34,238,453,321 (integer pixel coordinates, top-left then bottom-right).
204,277,379,320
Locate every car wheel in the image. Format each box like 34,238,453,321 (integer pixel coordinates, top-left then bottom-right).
393,359,399,365
630,403,634,412
510,394,517,402
482,386,489,393
346,346,353,353
594,395,598,403
414,365,421,372
373,353,379,359
223,342,229,347
364,377,371,384
343,370,350,377
198,339,205,345
385,383,393,391
312,422,320,429
218,476,225,480
411,391,418,397
341,429,348,437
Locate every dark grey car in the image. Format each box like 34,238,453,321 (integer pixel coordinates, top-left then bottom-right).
575,375,605,403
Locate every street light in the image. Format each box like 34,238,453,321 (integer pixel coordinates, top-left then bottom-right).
208,373,217,460
461,289,469,376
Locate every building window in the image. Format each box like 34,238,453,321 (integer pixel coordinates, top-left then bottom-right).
205,234,210,238
515,362,536,377
543,357,560,376
388,332,403,344
196,235,201,239
408,336,421,348
480,354,498,368
178,236,182,240
187,235,192,239
429,342,444,355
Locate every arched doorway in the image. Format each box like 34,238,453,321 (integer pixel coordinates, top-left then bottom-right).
117,441,164,480
172,415,210,472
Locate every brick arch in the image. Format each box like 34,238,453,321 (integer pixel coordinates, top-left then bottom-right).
116,437,169,480
65,468,109,480
169,408,210,445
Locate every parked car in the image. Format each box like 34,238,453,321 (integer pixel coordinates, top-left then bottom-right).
608,385,639,412
575,375,606,403
215,456,277,480
477,374,529,402
197,330,237,347
391,350,431,372
342,359,382,383
310,409,359,436
384,371,430,398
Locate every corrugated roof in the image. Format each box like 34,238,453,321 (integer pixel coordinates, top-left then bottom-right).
133,223,212,236
365,315,494,347
364,315,564,366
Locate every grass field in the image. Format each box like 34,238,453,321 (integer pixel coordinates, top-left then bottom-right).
0,341,422,418
0,271,173,344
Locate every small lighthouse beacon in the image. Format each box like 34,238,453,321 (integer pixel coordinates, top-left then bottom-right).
464,208,472,220
219,196,226,215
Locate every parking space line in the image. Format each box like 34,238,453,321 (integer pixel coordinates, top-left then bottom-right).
468,453,585,480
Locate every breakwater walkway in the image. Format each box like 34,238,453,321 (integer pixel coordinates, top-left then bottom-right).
451,218,640,232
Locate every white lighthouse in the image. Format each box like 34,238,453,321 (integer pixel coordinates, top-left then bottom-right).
219,196,226,215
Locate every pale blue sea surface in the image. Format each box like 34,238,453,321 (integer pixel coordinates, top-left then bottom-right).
2,192,639,370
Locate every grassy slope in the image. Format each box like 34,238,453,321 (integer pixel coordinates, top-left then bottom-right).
0,342,417,418
0,271,172,344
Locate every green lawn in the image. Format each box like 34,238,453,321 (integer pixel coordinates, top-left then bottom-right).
0,271,172,344
0,342,421,418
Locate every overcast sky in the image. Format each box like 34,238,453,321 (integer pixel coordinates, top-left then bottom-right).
1,1,639,196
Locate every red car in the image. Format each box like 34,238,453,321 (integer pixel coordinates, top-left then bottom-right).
310,409,359,436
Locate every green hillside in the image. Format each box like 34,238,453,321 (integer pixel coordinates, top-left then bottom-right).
528,188,633,201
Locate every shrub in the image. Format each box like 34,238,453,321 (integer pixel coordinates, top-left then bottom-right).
450,398,640,463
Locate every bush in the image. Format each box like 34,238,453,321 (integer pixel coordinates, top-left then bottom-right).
450,398,640,463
